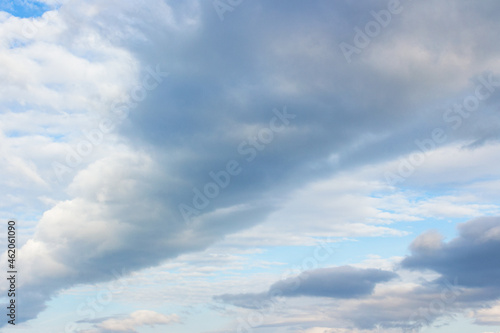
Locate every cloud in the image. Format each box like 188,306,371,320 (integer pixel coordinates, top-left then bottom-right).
472,303,500,325
1,149,273,321
271,266,398,298
321,218,500,330
214,218,500,331
215,265,398,308
319,217,500,330
402,216,500,290
2,0,500,328
79,310,179,333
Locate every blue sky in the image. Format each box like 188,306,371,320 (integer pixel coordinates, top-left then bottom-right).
1,0,500,332
0,0,49,18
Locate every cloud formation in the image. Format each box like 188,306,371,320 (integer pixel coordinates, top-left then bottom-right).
215,265,398,308
402,216,500,290
1,0,500,331
79,310,179,333
216,218,500,331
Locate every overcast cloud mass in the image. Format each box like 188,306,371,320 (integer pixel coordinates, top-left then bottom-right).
1,0,500,332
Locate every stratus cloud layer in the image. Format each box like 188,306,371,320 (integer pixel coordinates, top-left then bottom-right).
0,0,500,331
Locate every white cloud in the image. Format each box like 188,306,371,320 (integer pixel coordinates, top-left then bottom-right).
472,303,500,325
97,310,179,332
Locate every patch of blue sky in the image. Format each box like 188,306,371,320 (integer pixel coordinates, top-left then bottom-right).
165,306,230,333
34,290,136,331
45,132,65,141
35,292,214,333
240,217,467,277
344,217,467,263
4,129,27,137
0,0,51,18
420,317,496,333
243,244,345,275
28,297,86,333
4,129,65,142
8,38,28,49
3,102,27,112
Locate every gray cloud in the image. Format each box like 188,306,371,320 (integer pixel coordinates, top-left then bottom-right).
402,216,500,290
215,265,398,308
271,266,398,298
215,218,500,331
333,217,500,330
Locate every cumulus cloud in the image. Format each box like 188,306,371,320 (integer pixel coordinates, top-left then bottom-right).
1,149,271,321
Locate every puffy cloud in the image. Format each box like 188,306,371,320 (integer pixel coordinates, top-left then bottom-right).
2,149,273,321
402,216,500,289
271,266,398,298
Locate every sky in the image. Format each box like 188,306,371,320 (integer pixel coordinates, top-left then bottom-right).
1,0,500,332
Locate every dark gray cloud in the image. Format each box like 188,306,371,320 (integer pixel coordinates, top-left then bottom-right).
402,216,500,290
342,217,500,330
271,266,398,298
215,265,398,308
215,218,500,331
76,310,179,333
118,0,500,225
